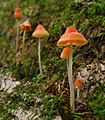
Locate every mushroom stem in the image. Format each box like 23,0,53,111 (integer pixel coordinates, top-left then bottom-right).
77,87,80,101
15,20,19,53
66,59,69,72
68,43,74,110
22,30,26,51
38,38,43,75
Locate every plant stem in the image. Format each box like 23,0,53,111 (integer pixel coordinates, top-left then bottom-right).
66,59,69,72
68,43,74,110
38,38,43,75
77,87,80,101
22,30,26,52
15,20,19,53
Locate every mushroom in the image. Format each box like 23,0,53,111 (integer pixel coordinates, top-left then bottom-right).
32,24,49,75
13,8,23,53
74,79,83,101
57,26,88,110
60,47,70,71
57,26,78,46
13,8,23,20
19,19,31,51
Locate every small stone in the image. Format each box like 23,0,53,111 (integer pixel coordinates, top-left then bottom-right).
100,63,105,71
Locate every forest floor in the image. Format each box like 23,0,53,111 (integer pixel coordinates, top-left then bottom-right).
0,58,105,120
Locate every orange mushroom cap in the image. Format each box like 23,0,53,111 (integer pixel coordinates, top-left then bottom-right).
60,47,70,59
13,8,23,20
74,79,83,88
57,26,78,46
19,19,31,32
32,24,49,38
57,26,87,46
65,26,78,33
68,32,88,46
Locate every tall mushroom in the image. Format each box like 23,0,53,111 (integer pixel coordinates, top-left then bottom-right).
19,19,31,51
32,24,49,75
57,26,88,110
13,8,23,53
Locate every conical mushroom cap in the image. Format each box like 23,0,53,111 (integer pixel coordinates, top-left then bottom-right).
74,79,83,88
57,26,78,46
13,8,23,20
65,26,78,33
60,47,70,59
57,26,88,46
68,32,88,45
19,19,31,32
32,24,49,38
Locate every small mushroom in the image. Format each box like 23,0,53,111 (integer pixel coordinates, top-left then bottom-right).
60,47,70,71
19,19,31,51
13,8,23,20
74,79,83,101
13,8,23,53
32,24,49,75
57,26,88,110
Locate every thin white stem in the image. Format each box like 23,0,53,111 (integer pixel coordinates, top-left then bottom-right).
22,30,26,52
15,20,19,53
68,43,74,110
77,87,80,101
38,38,43,75
66,59,69,72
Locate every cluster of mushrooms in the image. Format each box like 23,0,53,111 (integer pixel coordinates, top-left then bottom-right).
13,8,49,75
13,8,88,111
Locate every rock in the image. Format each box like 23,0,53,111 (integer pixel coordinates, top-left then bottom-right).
100,63,105,71
53,116,62,120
